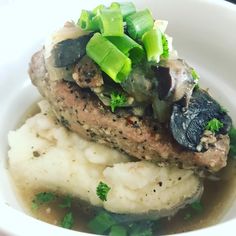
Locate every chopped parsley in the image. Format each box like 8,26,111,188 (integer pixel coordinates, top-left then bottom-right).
205,118,223,133
96,181,111,201
110,92,127,112
191,200,203,213
59,195,72,208
61,212,74,229
161,34,169,59
32,192,56,209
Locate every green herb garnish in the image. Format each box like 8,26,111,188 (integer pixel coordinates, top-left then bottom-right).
161,34,169,59
110,92,127,112
61,212,74,229
86,33,132,83
205,118,223,133
109,225,127,236
88,211,117,234
229,127,236,158
142,28,163,62
96,181,111,201
32,192,56,209
191,200,203,213
59,195,72,208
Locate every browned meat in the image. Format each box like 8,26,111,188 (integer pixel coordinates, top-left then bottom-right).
72,55,103,88
29,50,230,172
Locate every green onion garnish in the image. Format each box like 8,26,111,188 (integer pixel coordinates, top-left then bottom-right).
110,2,136,19
88,211,117,234
126,9,154,39
107,34,144,63
99,8,124,36
109,225,127,236
78,10,98,31
92,4,105,14
86,33,131,83
142,28,163,62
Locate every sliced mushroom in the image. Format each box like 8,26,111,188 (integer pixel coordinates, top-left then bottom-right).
121,65,155,102
152,59,196,106
50,33,93,67
170,89,232,151
73,55,104,88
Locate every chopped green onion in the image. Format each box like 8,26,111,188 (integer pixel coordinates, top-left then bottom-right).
161,34,169,59
110,92,127,112
96,181,111,201
107,34,144,63
78,10,99,31
142,28,163,62
126,9,154,39
60,212,74,229
99,8,124,36
110,2,136,19
109,225,127,236
205,118,224,133
86,33,131,83
88,211,117,234
229,127,236,158
93,4,105,14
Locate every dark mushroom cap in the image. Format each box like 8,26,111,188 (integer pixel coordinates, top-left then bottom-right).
170,89,232,151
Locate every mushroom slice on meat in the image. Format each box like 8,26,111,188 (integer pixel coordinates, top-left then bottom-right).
152,59,196,106
72,55,104,88
170,89,232,151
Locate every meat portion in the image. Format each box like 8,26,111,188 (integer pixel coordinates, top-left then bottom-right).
29,50,230,172
72,55,103,88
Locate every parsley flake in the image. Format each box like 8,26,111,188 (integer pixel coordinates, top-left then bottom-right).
59,195,72,208
205,118,224,133
161,34,169,59
61,212,74,229
191,200,203,213
96,181,111,201
110,92,127,112
32,192,56,209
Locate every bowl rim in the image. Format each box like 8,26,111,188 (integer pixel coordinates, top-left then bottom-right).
1,0,236,235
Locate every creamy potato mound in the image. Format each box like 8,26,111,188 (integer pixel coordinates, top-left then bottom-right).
8,101,201,215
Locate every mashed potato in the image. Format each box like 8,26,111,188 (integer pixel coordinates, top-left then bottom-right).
8,101,202,216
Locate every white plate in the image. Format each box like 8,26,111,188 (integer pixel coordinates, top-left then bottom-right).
0,0,236,235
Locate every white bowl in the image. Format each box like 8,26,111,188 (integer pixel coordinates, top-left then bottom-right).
0,0,236,235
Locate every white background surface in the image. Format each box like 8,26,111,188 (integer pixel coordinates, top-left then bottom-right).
0,0,236,235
